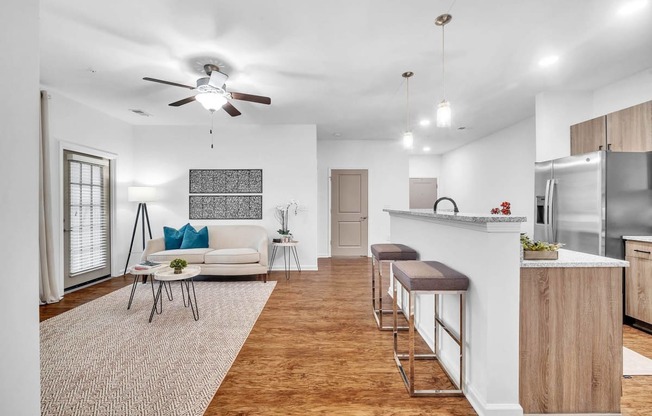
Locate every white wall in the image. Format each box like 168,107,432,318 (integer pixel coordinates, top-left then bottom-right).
593,68,652,116
409,154,442,178
0,0,41,414
47,92,135,284
132,124,318,270
535,91,593,162
317,140,410,257
440,117,536,236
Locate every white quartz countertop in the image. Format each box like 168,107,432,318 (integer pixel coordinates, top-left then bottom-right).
383,208,526,223
623,236,652,243
521,249,629,268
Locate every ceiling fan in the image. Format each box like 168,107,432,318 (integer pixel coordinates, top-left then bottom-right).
143,64,271,117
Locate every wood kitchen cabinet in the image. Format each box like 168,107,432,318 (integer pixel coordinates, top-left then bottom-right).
625,240,652,325
607,101,652,152
570,100,652,155
570,116,606,155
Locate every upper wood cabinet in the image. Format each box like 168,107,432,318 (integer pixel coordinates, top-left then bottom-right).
607,101,652,152
570,116,606,155
570,100,652,155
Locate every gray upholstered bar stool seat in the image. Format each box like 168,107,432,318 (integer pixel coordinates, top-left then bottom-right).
370,244,418,330
391,260,469,397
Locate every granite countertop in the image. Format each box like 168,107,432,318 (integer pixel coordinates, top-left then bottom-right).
521,248,629,268
623,236,652,243
383,208,527,223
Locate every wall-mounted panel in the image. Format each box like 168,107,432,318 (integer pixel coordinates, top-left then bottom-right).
189,169,263,194
189,195,263,220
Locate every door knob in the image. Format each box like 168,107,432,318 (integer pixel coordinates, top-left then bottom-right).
360,216,368,221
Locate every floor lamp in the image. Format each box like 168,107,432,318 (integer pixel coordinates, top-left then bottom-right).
124,186,156,275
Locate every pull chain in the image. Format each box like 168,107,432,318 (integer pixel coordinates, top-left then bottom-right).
210,110,215,149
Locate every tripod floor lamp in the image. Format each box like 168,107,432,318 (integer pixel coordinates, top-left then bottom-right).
124,186,156,275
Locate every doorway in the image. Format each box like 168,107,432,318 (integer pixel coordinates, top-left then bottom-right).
63,150,112,289
409,177,438,209
330,169,368,256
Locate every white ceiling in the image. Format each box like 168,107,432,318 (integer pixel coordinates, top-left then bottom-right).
40,0,652,154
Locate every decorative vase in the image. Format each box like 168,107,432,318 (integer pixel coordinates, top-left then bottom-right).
174,268,183,274
281,235,292,243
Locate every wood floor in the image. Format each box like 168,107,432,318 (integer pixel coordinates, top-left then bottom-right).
41,258,652,415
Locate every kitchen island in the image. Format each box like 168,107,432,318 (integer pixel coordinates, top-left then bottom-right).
386,209,628,416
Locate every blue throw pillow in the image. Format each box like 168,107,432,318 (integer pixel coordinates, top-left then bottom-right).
180,225,209,249
163,223,189,250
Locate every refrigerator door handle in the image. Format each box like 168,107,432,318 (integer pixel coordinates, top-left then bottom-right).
549,179,557,243
543,179,551,241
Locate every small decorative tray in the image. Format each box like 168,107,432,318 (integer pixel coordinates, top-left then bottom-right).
523,250,559,260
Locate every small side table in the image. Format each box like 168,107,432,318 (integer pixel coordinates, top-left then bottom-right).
127,263,171,310
150,265,201,323
270,241,301,280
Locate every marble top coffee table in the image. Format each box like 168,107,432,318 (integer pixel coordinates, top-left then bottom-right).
149,265,201,323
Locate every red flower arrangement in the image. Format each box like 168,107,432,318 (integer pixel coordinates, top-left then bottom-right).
490,201,511,215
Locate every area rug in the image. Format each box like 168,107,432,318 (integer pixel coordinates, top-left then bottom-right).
623,346,652,376
41,280,276,415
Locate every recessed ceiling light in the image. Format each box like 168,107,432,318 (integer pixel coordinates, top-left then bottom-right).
332,132,342,137
423,146,431,152
618,0,648,16
458,126,466,130
538,55,559,67
419,119,431,127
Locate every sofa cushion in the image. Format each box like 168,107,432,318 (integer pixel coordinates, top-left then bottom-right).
163,223,189,250
147,248,213,264
205,248,260,264
180,225,209,249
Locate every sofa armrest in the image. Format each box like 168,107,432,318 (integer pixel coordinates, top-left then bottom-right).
140,237,165,262
257,235,269,267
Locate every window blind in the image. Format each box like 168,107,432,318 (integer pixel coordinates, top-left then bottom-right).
68,158,109,276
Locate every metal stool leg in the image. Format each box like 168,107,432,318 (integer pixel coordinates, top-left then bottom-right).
149,281,164,323
127,274,139,310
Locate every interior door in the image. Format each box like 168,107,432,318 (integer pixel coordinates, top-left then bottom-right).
63,150,112,289
331,169,368,256
409,178,437,209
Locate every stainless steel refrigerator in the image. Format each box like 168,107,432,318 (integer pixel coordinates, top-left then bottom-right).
534,151,652,260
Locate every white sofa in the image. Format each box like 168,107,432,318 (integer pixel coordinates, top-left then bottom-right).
141,225,269,282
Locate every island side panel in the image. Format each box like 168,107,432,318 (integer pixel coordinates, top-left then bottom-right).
519,267,622,414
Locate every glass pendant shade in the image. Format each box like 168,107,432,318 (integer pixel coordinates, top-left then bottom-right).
437,100,451,128
402,131,414,148
195,93,227,111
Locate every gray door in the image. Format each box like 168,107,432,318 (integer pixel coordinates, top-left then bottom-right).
409,178,437,209
63,151,112,289
331,169,368,256
552,152,604,255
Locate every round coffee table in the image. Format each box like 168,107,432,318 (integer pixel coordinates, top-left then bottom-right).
127,263,171,310
149,265,201,323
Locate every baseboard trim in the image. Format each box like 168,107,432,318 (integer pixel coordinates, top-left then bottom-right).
268,265,318,271
465,384,523,416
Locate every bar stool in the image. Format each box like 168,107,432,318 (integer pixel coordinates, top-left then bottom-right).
370,244,418,331
391,260,469,396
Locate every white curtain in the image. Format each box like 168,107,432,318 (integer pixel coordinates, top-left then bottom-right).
39,90,61,304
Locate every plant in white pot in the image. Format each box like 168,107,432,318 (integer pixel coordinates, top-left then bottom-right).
169,258,188,274
275,199,299,242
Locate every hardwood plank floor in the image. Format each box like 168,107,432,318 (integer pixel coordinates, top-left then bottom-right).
40,258,652,415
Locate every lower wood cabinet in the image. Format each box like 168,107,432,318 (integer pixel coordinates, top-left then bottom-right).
625,240,652,325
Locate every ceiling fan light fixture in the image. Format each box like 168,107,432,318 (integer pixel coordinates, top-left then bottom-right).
195,93,227,111
436,100,451,128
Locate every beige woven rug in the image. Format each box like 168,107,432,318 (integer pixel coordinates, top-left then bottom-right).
41,280,275,415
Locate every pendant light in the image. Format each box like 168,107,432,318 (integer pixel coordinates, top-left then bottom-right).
435,14,452,128
402,71,414,149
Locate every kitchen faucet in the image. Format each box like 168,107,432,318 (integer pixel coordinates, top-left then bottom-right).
433,197,459,213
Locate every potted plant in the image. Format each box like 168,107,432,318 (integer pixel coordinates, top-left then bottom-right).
169,258,188,274
521,234,562,260
275,199,299,242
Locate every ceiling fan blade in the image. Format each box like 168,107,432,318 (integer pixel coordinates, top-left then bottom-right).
222,101,242,117
143,77,195,90
169,96,197,107
229,92,271,105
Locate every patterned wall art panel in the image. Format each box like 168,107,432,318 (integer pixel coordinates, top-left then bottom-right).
189,195,263,220
189,169,263,194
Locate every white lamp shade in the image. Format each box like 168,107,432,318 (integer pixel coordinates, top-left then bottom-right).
195,93,227,111
128,186,157,202
437,100,452,128
402,131,414,149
